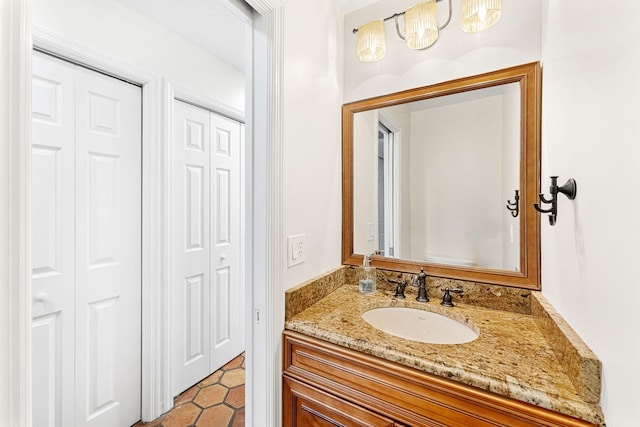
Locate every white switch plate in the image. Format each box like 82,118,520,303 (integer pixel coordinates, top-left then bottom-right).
287,234,306,267
367,222,375,242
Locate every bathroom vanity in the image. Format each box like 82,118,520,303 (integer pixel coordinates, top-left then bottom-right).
282,267,604,427
285,62,603,426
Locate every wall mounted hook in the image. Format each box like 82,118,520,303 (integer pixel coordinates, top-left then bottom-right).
533,176,577,225
506,189,519,217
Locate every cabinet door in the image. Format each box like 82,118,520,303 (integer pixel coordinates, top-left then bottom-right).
284,377,395,427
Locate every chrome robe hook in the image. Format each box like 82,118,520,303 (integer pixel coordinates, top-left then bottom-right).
533,176,577,225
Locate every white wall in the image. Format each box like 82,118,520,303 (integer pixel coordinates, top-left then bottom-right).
282,0,344,289
343,0,541,102
541,1,640,424
32,0,245,112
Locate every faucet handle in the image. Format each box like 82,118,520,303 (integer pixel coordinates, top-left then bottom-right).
440,287,463,307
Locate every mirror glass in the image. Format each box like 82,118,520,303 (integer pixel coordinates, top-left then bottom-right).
342,63,541,289
352,83,521,272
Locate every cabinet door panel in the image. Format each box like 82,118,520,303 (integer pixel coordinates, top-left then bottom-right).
284,377,394,427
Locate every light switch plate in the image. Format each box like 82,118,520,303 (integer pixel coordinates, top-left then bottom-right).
287,234,306,267
367,222,375,241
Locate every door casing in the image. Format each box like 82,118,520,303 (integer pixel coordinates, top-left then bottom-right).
4,0,285,425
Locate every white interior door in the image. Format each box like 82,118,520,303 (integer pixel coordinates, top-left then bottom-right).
31,51,142,427
209,113,244,370
172,100,244,396
171,101,212,394
74,64,142,427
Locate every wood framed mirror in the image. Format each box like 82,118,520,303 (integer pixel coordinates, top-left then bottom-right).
342,62,541,289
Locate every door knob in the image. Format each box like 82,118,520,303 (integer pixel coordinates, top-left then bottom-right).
34,292,48,302
220,254,227,261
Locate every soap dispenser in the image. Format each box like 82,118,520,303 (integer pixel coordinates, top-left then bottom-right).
359,254,376,295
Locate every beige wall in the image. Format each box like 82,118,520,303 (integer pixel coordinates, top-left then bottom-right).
282,0,344,289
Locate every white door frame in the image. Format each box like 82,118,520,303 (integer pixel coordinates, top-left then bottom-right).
2,0,285,425
244,1,285,425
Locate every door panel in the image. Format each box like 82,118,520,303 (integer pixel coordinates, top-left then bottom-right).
172,101,211,394
74,65,142,427
210,113,243,369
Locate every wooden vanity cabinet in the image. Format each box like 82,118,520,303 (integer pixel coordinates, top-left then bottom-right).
284,376,398,426
283,331,595,427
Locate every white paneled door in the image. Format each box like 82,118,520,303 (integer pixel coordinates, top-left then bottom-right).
172,100,244,396
31,51,142,427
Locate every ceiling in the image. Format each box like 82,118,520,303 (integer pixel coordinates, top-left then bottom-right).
116,0,248,72
337,0,381,14
115,0,382,74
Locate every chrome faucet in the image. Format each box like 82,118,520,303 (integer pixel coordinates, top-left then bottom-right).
415,268,428,302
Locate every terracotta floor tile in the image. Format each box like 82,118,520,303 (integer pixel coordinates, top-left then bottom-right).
135,353,245,426
222,354,244,371
198,370,223,387
220,369,244,388
175,384,199,406
161,402,201,427
194,384,228,408
231,408,245,427
196,405,234,426
225,385,245,409
133,417,164,427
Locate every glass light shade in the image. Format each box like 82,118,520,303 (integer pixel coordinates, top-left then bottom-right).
405,0,439,50
357,20,386,62
461,0,502,33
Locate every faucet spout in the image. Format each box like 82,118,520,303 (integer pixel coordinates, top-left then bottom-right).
415,268,428,302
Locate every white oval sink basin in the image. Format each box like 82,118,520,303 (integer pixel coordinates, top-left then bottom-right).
362,307,478,344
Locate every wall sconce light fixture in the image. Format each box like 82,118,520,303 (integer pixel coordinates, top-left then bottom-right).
356,20,386,62
353,0,502,62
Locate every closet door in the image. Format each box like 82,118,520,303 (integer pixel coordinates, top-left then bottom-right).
172,101,212,394
31,51,142,427
210,112,244,370
74,65,142,427
171,102,244,396
31,50,77,427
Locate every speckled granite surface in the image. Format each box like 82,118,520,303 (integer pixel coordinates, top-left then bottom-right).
531,293,602,405
285,267,604,425
285,266,346,321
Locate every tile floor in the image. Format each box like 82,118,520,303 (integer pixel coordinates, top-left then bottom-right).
135,353,245,427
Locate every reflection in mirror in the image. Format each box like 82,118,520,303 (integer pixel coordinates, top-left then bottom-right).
343,62,541,289
353,83,521,271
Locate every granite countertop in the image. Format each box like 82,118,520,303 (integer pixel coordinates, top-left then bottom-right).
284,267,604,426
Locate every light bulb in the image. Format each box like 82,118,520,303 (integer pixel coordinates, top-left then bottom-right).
477,7,487,22
461,0,501,33
405,1,438,50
